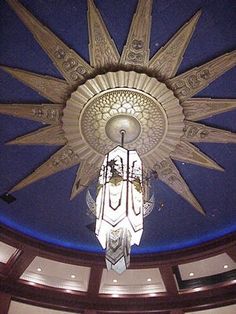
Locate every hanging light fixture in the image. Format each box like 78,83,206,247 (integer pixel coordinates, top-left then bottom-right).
95,131,144,273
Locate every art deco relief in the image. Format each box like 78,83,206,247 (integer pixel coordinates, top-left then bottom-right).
0,0,236,216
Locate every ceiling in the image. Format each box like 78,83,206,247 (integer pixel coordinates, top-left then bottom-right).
0,0,236,258
7,301,236,314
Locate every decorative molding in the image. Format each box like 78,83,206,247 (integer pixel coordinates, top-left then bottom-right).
6,125,67,146
182,98,236,121
154,158,204,214
149,11,201,80
168,51,236,102
0,66,72,103
120,0,152,66
183,121,236,143
70,161,100,200
0,0,235,217
0,103,64,125
6,0,92,86
170,140,223,171
87,0,120,68
9,145,80,193
63,71,183,165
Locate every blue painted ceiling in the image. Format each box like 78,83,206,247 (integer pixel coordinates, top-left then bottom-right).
0,0,236,254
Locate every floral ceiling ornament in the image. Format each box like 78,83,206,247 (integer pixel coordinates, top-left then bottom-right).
0,0,236,270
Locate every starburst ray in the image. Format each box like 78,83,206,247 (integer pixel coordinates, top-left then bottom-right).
6,125,66,146
87,0,120,68
149,10,201,80
120,0,153,67
9,145,81,193
170,141,223,171
0,103,63,125
154,158,204,214
6,0,92,87
168,51,236,102
182,98,236,121
183,121,236,143
0,66,72,104
70,159,102,200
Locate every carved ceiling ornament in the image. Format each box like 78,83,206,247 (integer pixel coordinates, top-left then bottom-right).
0,0,236,217
63,71,184,163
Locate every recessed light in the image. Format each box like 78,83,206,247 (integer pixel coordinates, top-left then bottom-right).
189,272,194,277
223,264,229,269
113,279,118,283
149,293,157,297
147,278,152,282
112,294,119,297
71,274,76,279
28,281,36,286
65,289,72,293
37,267,42,272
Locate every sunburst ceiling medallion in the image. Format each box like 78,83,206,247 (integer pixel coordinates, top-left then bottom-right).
1,0,236,220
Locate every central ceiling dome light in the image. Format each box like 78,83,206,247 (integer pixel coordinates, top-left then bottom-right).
95,138,144,273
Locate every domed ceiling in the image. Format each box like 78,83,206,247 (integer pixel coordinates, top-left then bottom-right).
0,0,235,256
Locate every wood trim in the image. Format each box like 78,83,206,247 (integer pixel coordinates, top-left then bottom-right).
0,292,11,314
226,247,236,262
174,265,236,290
0,278,235,312
87,266,103,297
4,249,35,280
159,265,178,295
0,225,235,268
0,262,5,274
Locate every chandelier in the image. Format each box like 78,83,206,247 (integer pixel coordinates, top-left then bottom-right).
95,130,144,273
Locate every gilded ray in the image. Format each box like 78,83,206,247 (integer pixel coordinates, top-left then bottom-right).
182,98,236,121
87,0,120,68
154,158,205,214
149,11,201,80
120,0,153,67
70,160,100,200
0,103,63,125
10,145,80,193
6,0,92,86
170,141,223,171
168,51,236,102
6,125,67,146
0,66,71,104
183,121,236,144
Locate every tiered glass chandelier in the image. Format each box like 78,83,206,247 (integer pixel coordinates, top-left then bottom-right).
95,132,144,273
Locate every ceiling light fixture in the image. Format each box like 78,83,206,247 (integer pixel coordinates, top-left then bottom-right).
223,264,229,269
147,278,152,282
95,130,144,273
189,272,194,277
71,274,76,279
37,268,42,272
